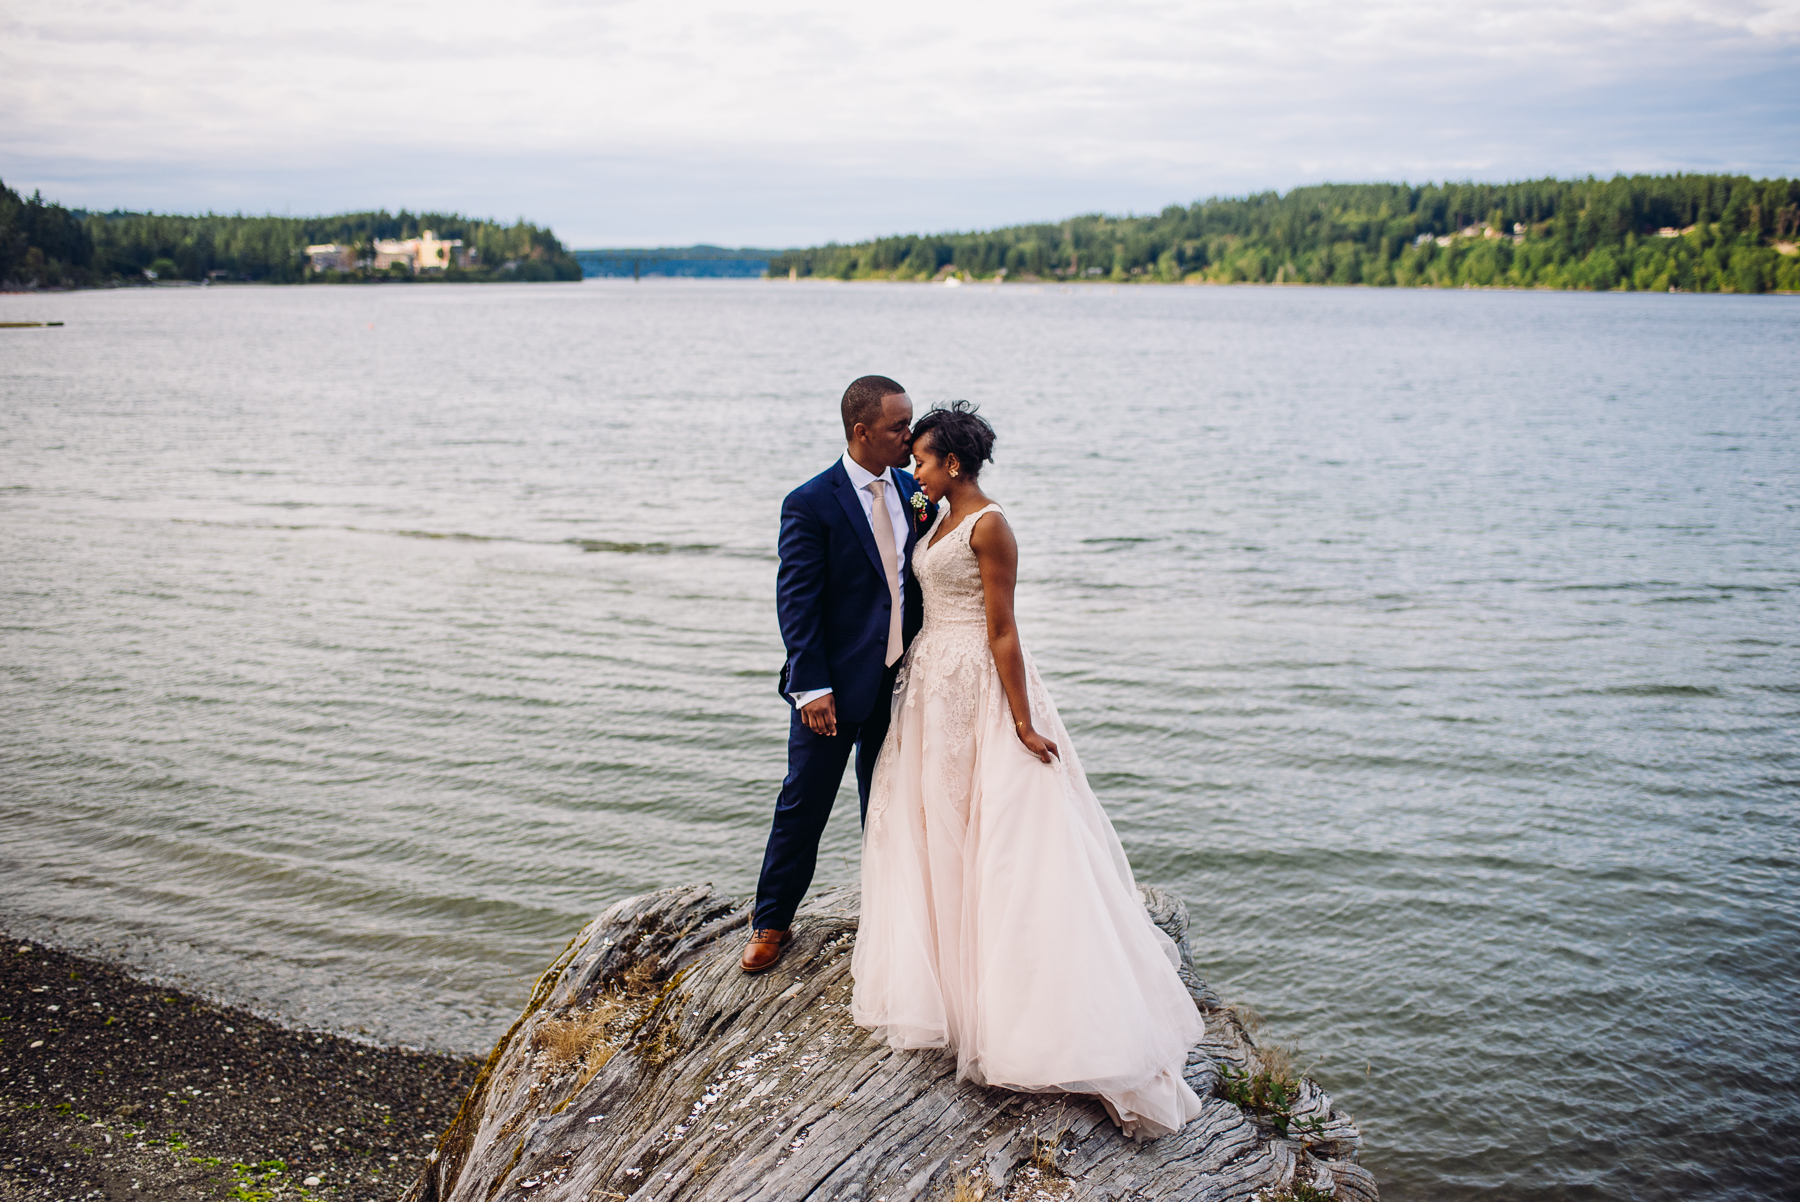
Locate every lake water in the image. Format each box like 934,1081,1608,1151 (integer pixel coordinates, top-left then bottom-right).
2,279,1796,1200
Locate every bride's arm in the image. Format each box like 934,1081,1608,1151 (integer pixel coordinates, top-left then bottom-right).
971,512,1060,763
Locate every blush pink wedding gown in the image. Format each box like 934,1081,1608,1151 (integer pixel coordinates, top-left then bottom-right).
851,503,1205,1139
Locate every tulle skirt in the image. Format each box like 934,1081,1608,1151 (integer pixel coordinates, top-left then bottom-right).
850,623,1205,1139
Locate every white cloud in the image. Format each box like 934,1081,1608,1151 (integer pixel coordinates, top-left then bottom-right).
3,0,1795,243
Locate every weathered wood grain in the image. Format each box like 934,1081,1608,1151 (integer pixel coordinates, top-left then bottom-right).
404,884,1374,1202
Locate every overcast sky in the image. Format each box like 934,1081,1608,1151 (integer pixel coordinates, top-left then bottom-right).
4,0,1797,247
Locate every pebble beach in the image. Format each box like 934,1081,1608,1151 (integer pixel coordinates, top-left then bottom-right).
0,938,475,1201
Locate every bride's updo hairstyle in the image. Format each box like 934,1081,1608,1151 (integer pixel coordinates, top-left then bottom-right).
911,400,996,479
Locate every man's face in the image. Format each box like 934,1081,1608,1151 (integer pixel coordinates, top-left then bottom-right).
866,392,915,469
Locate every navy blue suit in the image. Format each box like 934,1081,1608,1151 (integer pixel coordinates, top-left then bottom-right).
754,458,934,931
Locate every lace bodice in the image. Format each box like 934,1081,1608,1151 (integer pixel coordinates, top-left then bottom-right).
877,502,1005,830
915,502,1003,633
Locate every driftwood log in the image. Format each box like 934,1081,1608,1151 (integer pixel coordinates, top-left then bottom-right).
405,884,1376,1202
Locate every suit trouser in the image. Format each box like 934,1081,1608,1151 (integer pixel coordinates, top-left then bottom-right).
752,662,900,931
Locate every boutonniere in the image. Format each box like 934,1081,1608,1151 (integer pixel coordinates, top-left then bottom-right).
908,490,931,525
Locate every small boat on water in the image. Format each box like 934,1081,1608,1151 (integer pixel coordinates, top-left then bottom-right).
943,274,962,287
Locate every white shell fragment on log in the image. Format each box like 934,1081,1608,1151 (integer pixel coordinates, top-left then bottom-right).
405,883,1375,1202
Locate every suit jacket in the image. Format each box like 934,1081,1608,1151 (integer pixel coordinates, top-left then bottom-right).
776,458,934,724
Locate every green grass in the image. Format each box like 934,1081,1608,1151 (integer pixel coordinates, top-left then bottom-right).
1255,1182,1334,1202
227,1159,289,1202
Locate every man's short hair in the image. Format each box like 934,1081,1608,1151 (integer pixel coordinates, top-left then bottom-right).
841,375,906,440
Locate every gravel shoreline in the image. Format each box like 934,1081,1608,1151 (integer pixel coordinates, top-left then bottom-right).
0,936,478,1201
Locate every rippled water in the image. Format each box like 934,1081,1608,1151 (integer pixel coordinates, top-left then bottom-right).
2,280,1797,1199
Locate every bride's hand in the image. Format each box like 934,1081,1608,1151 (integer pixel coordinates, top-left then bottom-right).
1017,724,1060,763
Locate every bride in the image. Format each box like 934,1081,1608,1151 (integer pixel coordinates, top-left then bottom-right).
851,401,1206,1140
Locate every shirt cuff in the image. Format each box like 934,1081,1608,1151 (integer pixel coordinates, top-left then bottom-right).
790,687,832,708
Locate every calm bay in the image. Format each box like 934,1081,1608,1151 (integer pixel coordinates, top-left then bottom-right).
2,279,1796,1199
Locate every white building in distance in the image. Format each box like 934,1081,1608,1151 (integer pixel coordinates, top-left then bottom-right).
305,244,356,272
305,232,476,273
372,231,469,272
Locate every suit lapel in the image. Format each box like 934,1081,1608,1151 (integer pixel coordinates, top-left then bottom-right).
832,464,887,580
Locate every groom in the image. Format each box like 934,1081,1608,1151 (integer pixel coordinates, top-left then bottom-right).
742,375,933,973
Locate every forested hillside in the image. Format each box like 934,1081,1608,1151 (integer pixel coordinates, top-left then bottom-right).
769,175,1800,293
0,179,581,287
0,183,94,289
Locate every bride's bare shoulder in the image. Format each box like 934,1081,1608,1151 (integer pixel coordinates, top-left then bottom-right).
967,504,1015,556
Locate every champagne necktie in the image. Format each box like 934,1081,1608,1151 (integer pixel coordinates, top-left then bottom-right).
868,478,904,666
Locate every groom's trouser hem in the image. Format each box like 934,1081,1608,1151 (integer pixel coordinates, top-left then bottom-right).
751,665,897,932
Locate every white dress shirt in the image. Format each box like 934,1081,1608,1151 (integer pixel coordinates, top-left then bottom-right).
791,452,911,709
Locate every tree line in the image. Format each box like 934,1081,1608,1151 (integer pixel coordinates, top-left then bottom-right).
1,179,582,288
768,175,1800,293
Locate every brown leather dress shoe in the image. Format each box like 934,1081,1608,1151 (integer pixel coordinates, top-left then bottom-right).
740,927,792,974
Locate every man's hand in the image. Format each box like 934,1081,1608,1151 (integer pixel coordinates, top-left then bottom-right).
800,692,838,737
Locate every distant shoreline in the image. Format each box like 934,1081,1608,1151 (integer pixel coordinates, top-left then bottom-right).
759,273,1800,295
9,273,1796,297
768,175,1800,295
1,179,586,290
0,275,587,295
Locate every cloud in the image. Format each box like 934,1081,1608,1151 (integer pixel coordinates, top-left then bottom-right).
3,0,1796,244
